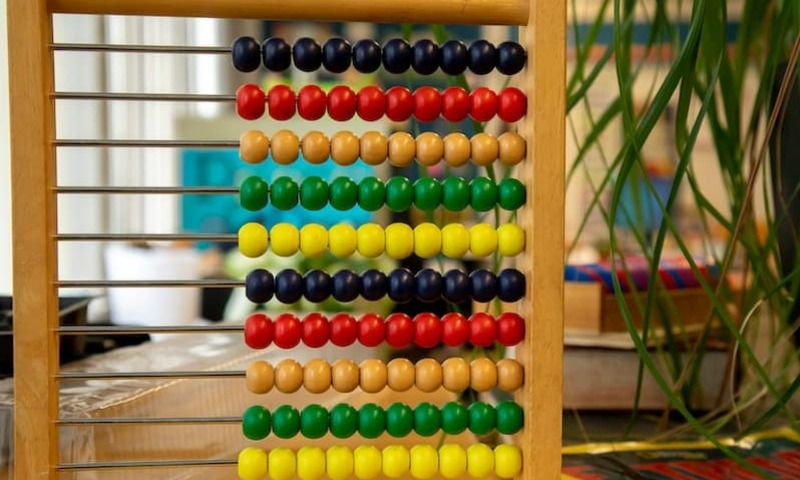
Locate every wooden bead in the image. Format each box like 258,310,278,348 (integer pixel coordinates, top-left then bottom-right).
415,358,442,393
469,358,497,392
274,359,303,393
271,130,300,165
360,359,387,393
245,360,274,394
301,131,330,164
239,130,269,164
304,359,331,394
386,358,415,392
360,131,388,165
498,132,526,166
470,132,498,166
443,132,470,167
388,132,416,167
415,132,443,166
441,357,470,392
331,131,360,166
496,358,524,392
331,359,360,393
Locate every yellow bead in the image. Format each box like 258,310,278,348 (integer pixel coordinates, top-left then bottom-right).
238,447,267,480
409,445,438,480
416,132,444,166
360,131,388,165
354,446,382,480
388,132,416,167
297,447,326,480
381,446,410,479
238,222,268,258
441,223,470,258
301,131,330,165
329,224,357,258
493,445,522,479
299,224,328,257
413,223,441,259
271,130,300,165
466,444,494,478
497,224,525,256
384,223,414,259
240,130,270,164
357,223,385,258
469,223,498,257
268,448,296,480
438,445,467,479
326,446,354,480
269,223,299,257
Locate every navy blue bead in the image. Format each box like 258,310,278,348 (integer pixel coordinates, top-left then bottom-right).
304,270,332,303
231,36,261,72
382,38,412,74
412,39,439,75
415,268,442,303
275,269,304,304
469,269,497,303
360,269,387,301
496,41,526,75
352,39,382,73
468,40,496,75
442,270,470,304
332,270,360,303
387,268,415,303
322,38,352,73
245,269,274,304
293,37,322,72
497,269,525,302
440,40,468,75
262,37,291,72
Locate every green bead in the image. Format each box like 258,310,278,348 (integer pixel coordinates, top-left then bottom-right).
440,402,468,435
468,402,495,436
269,176,299,210
385,177,414,212
469,177,497,212
385,403,413,438
272,405,300,439
242,405,271,440
358,403,386,439
441,177,469,211
329,177,358,211
300,176,329,211
413,402,441,437
495,401,524,435
498,178,526,210
358,177,385,211
330,403,358,439
413,177,442,211
300,404,329,439
240,176,269,211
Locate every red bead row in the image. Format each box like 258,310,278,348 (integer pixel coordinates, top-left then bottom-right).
244,311,525,350
235,84,527,123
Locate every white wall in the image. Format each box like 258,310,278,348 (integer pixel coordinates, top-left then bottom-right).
0,0,12,295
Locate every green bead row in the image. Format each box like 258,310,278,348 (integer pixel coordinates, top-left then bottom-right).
241,400,523,441
239,175,526,213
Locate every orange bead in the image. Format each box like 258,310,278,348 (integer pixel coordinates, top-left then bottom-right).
441,357,470,392
245,360,274,394
331,359,360,393
274,358,303,393
498,132,526,166
415,358,442,393
301,131,330,164
416,132,444,166
386,358,415,392
239,130,269,164
360,131,388,165
443,133,470,167
304,359,331,394
470,358,497,392
496,358,524,392
359,359,387,393
470,133,499,166
271,130,300,165
388,132,416,167
331,131,360,166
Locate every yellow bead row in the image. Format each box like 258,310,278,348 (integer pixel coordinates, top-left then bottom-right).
238,444,522,480
238,222,525,259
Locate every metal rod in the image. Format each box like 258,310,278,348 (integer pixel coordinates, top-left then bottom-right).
58,371,244,380
55,139,239,148
57,458,236,470
57,279,243,288
58,325,242,335
56,186,238,194
52,43,230,54
53,92,235,102
57,416,240,425
56,233,237,242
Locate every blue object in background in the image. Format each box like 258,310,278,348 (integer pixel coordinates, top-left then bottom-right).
614,173,673,234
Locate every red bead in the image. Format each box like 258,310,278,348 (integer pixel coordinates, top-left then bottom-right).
273,313,301,349
301,313,329,348
441,312,469,347
385,313,413,349
236,83,266,120
413,86,441,122
297,85,327,120
413,312,442,349
441,86,470,122
496,312,525,346
469,87,498,122
267,84,296,121
356,86,386,121
244,313,273,349
497,87,526,122
385,86,413,122
327,85,357,121
330,313,358,347
358,313,385,347
468,312,497,347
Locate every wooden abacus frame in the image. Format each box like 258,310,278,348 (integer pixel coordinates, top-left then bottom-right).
8,0,565,479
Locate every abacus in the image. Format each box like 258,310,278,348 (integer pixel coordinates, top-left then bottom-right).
8,1,565,479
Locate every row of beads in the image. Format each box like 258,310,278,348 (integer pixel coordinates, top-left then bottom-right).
246,357,523,395
244,267,526,304
244,311,524,350
240,130,526,167
232,36,526,76
236,84,526,123
238,222,525,259
240,175,525,212
238,443,522,480
242,400,523,440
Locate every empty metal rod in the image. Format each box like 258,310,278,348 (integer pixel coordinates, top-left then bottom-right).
52,43,230,54
57,280,244,288
55,139,239,148
59,371,244,380
56,233,237,242
57,416,240,425
53,92,235,102
56,186,238,194
57,458,236,470
58,325,242,335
